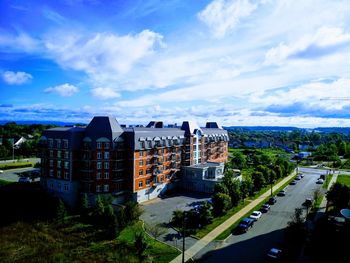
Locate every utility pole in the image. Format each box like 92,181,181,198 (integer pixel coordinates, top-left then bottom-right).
182,211,186,263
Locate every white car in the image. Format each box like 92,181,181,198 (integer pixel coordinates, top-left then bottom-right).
249,210,262,221
316,179,324,184
267,248,282,259
0,170,3,174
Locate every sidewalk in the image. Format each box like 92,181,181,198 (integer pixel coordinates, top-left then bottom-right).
170,170,297,263
314,172,338,221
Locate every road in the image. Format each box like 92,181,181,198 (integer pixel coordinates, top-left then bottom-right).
195,168,323,263
0,167,40,182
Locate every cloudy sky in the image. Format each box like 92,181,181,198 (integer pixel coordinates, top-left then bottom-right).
1,0,350,127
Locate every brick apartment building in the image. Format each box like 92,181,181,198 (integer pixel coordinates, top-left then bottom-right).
39,116,228,206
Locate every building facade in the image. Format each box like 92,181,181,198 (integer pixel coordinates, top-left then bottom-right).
39,116,228,206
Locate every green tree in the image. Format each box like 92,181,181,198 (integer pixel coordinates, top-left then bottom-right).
124,201,143,223
212,192,231,216
251,171,265,192
198,202,213,226
134,232,149,262
240,177,253,200
104,204,118,239
231,151,247,169
56,199,67,224
171,209,184,228
326,183,350,211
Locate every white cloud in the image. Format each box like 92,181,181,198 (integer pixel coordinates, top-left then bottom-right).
2,71,32,85
0,32,40,53
90,87,120,100
44,83,79,97
44,29,163,91
264,26,350,65
198,0,257,38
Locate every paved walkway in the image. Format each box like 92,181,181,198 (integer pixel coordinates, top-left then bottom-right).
170,170,297,263
314,171,339,221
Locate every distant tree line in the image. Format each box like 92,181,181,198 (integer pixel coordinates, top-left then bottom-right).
0,122,57,159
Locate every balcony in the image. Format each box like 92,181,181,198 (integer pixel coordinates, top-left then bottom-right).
81,176,94,182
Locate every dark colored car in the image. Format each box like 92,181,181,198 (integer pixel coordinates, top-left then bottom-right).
277,189,286,196
290,180,297,185
260,203,271,213
319,174,326,180
268,197,277,205
237,217,254,232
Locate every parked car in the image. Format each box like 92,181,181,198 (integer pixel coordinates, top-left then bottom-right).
18,177,30,183
0,170,3,174
295,175,301,180
249,210,262,221
290,180,297,185
319,174,326,180
299,173,304,178
268,197,277,204
316,179,324,184
304,198,313,207
277,189,287,196
267,248,282,259
237,218,254,232
260,203,271,213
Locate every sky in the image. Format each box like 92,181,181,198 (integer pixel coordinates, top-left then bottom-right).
1,0,350,128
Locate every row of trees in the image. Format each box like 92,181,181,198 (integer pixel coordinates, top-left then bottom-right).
171,150,295,233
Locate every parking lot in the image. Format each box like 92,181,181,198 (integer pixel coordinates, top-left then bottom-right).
140,191,211,249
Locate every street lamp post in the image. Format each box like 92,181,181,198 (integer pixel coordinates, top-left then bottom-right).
182,211,187,263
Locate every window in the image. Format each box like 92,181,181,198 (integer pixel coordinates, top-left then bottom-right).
49,182,54,189
105,142,110,149
96,185,101,192
64,184,69,192
148,141,152,148
140,141,145,148
146,159,150,165
49,169,53,177
139,170,143,176
104,162,109,169
64,161,69,169
97,162,102,170
138,181,143,188
146,179,150,186
49,160,53,167
160,176,164,182
139,150,144,157
166,174,170,179
162,140,166,146
57,160,61,168
57,171,61,178
64,171,69,179
49,150,53,157
63,140,68,148
97,142,102,149
104,184,109,192
139,160,143,166
56,140,61,148
146,169,151,174
64,151,69,159
57,183,61,191
104,152,109,160
57,150,61,158
97,152,101,159
48,139,53,148
97,172,101,180
104,172,109,179
146,149,151,155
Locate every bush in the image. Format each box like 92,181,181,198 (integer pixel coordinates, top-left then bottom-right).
0,163,33,170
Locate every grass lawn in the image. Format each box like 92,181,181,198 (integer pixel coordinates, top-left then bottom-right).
337,174,350,187
323,174,332,189
0,179,13,187
118,221,180,263
0,218,180,263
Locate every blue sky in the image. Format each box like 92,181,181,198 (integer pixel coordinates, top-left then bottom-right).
1,0,350,127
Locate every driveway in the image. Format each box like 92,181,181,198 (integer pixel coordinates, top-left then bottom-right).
195,168,322,263
141,191,211,250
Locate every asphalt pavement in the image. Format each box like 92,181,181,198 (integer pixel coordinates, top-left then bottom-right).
0,167,40,182
195,168,322,263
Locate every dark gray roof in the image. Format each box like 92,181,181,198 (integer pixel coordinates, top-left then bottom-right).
42,127,85,150
205,122,219,128
125,127,185,150
85,116,124,142
181,121,201,136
